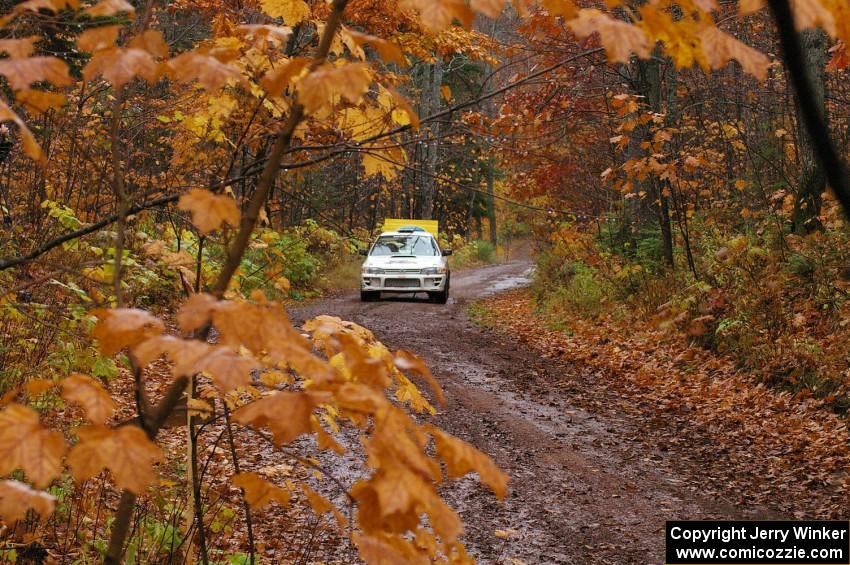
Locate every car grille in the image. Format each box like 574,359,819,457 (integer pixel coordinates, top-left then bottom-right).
384,278,421,288
383,268,421,274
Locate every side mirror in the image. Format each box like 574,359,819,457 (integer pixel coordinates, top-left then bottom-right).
442,249,453,256
358,248,369,256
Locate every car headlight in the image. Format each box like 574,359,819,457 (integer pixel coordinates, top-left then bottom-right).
421,267,447,275
362,266,385,274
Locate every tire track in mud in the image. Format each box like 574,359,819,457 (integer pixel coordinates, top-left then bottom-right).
290,260,750,564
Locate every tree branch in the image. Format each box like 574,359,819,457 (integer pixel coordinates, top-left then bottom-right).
768,0,850,219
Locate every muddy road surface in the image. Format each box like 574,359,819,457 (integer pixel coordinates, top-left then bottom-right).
290,260,748,564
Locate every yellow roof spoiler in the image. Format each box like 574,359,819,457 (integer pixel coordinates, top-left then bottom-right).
381,219,438,238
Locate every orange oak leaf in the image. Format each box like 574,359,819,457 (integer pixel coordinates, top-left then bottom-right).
84,0,134,17
354,532,429,565
233,391,321,445
0,480,56,523
24,378,55,397
16,89,65,115
345,29,408,67
401,0,473,33
259,0,310,24
82,47,158,87
0,37,38,58
67,425,161,494
61,374,116,424
76,25,121,53
0,57,72,90
176,293,218,332
568,9,651,63
0,404,66,488
540,0,577,18
91,308,165,356
698,26,769,81
393,350,444,405
427,426,508,499
161,51,244,91
232,472,291,508
134,335,257,392
297,62,372,114
127,30,169,58
177,188,241,235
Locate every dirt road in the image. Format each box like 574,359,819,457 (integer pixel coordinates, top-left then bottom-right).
290,260,751,564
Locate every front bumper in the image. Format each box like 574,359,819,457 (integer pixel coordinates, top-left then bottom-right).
361,273,446,292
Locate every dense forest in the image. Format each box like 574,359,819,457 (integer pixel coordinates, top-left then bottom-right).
1,0,849,562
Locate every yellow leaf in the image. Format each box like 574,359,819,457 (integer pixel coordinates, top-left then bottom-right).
177,188,241,235
91,308,165,356
61,374,116,424
67,425,161,494
187,398,213,419
259,0,310,24
0,480,55,523
0,404,66,488
233,472,291,508
568,9,651,64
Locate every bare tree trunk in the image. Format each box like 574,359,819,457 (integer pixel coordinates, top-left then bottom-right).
418,59,443,219
792,28,828,234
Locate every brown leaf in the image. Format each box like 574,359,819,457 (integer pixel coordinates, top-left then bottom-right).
177,188,241,235
177,293,218,332
232,472,291,508
393,350,444,405
67,425,161,494
91,308,165,356
0,480,56,523
233,391,320,445
428,426,508,498
0,404,66,488
61,374,116,424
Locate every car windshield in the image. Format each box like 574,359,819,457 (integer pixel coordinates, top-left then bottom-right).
370,235,439,257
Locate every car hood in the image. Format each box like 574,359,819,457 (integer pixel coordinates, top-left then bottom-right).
363,255,445,269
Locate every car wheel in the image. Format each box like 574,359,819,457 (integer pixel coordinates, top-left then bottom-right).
360,290,379,302
430,276,449,304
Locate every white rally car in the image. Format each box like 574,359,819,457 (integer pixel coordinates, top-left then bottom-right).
359,226,452,303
